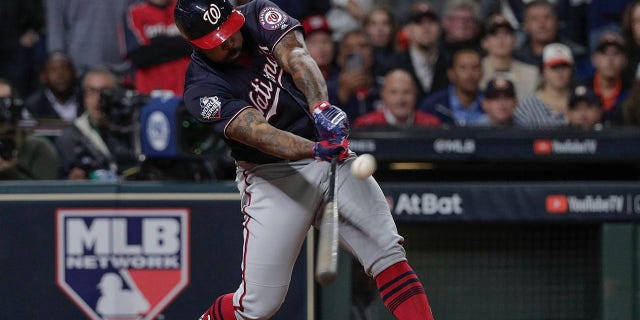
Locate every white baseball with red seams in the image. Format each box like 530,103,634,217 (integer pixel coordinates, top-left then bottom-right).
351,153,377,179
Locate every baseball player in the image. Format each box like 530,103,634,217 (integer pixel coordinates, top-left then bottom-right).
174,0,435,319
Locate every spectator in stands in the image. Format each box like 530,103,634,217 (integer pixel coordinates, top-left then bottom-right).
479,0,526,31
353,69,441,128
55,67,138,180
0,78,59,180
621,62,640,125
23,51,82,122
585,32,629,124
440,0,483,56
385,2,448,101
515,43,574,127
327,30,380,122
418,48,485,126
566,85,604,129
555,0,590,51
363,6,398,77
621,1,640,86
0,0,45,97
301,15,336,80
121,0,191,96
46,0,134,75
326,0,373,42
514,0,588,79
586,0,632,53
478,76,518,126
480,13,539,101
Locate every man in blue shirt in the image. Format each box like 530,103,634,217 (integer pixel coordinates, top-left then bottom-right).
418,48,485,126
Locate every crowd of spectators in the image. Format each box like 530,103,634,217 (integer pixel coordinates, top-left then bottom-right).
1,0,640,182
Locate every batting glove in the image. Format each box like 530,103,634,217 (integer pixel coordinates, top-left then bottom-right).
313,101,350,141
312,138,350,162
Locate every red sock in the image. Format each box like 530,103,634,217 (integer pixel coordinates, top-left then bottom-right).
376,261,434,320
199,293,235,320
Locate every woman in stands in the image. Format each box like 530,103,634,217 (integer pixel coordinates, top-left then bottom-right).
514,43,575,127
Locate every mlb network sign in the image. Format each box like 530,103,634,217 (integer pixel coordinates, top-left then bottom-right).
56,208,190,320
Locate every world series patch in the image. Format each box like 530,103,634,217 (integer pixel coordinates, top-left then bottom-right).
56,208,190,320
259,7,289,30
200,96,222,120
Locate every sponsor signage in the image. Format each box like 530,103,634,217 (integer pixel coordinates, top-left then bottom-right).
534,139,597,155
56,208,189,320
348,127,640,161
545,194,635,215
393,193,464,216
382,184,640,222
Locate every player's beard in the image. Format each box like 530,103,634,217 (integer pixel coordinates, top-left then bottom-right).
227,48,242,63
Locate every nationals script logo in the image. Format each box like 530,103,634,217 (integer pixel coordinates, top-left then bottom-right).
56,208,189,320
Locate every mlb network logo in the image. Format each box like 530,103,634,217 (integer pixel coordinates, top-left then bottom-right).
546,195,569,214
56,208,190,320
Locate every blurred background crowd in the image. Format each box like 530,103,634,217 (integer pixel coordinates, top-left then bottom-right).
1,0,640,182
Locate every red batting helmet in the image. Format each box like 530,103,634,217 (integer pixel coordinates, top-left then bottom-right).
174,0,245,50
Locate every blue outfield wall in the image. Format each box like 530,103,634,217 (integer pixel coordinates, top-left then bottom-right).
0,181,308,320
1,180,640,319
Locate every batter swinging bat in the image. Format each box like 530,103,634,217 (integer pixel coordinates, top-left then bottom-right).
315,157,339,285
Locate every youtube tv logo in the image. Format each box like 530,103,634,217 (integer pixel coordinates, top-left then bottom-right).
534,139,553,155
546,195,569,214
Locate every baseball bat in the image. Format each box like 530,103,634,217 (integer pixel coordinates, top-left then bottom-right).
315,157,339,285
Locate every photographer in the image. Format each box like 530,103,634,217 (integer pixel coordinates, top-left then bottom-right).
54,67,139,180
0,78,59,180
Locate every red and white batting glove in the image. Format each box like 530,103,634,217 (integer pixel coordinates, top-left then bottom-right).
312,138,350,162
312,101,350,141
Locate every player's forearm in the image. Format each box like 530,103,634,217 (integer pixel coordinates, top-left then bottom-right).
273,31,328,110
227,108,314,160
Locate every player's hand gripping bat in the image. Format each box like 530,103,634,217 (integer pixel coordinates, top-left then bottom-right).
315,157,339,285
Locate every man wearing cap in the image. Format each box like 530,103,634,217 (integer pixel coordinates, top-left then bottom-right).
567,85,603,129
301,15,335,80
480,13,539,102
478,76,518,126
385,1,448,101
584,32,629,124
173,1,435,319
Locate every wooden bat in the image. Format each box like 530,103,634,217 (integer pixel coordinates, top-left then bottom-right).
315,157,339,285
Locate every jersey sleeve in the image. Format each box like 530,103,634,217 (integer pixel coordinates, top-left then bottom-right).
243,0,302,52
183,72,253,139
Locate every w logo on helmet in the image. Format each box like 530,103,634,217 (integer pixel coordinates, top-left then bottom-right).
203,4,222,25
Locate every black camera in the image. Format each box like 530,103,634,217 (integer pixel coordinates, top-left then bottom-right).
99,88,149,127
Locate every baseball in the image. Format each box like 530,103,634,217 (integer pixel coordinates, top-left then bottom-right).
351,153,377,179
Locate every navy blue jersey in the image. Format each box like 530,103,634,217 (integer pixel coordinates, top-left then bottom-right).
182,0,316,164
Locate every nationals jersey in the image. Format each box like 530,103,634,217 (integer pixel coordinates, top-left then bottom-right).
182,0,316,164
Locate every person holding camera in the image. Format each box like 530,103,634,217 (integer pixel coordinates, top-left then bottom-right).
54,67,139,180
0,78,60,180
327,29,380,122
